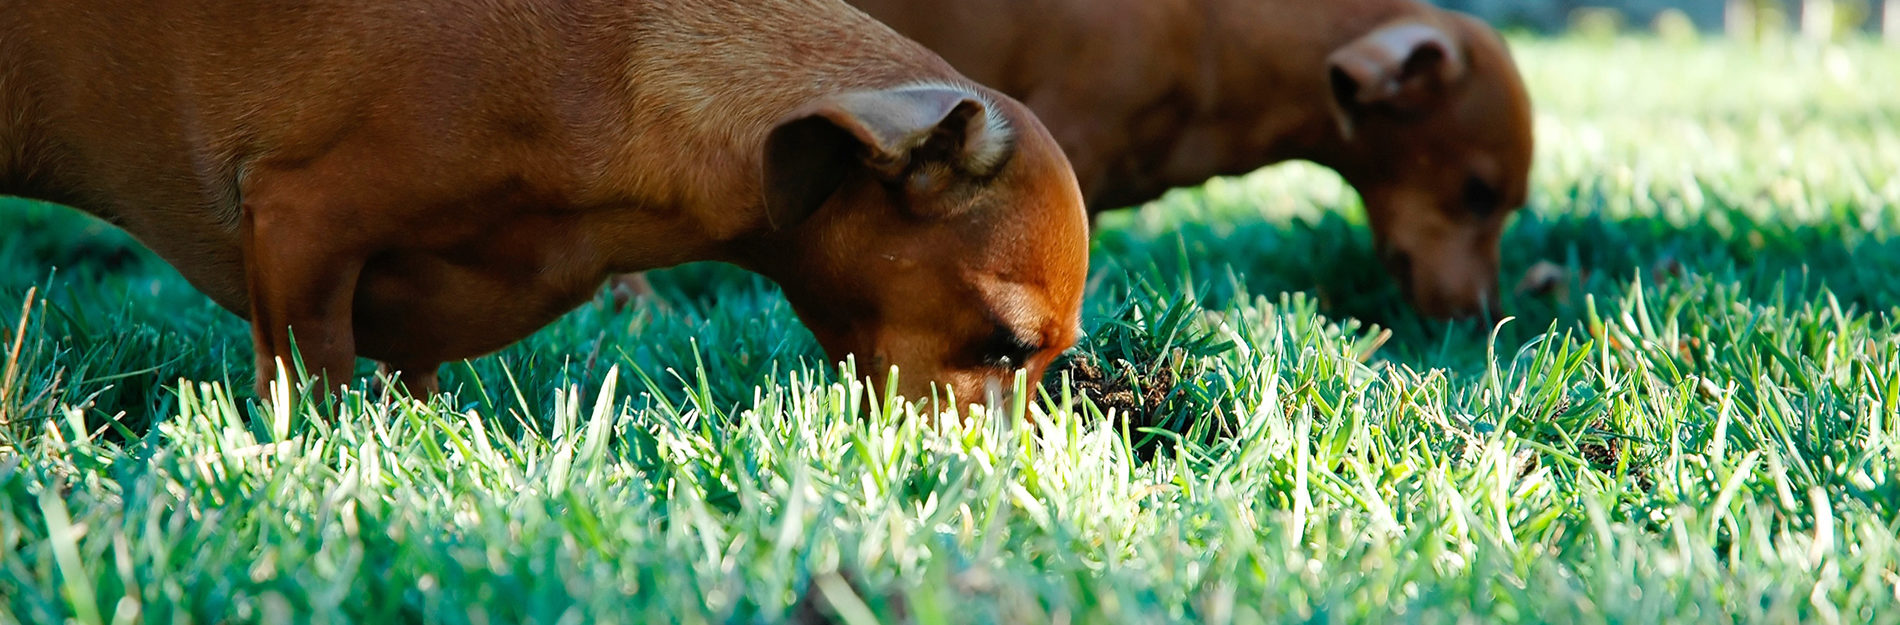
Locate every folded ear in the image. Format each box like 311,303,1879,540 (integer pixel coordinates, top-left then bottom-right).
761,85,1015,229
1326,21,1469,140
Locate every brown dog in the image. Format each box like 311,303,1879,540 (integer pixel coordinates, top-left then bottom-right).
0,0,1090,405
837,0,1535,319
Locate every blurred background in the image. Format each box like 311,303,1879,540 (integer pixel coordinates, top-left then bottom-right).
1434,0,1896,39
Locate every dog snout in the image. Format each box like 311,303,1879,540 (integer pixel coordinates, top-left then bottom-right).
1374,223,1502,321
1379,248,1417,301
875,368,1018,414
1411,271,1501,321
1374,240,1498,320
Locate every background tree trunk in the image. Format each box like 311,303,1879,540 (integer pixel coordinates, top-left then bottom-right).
1887,0,1900,41
1802,0,1837,39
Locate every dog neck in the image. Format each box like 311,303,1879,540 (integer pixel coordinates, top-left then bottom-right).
1187,0,1430,169
1102,0,1436,199
563,0,964,272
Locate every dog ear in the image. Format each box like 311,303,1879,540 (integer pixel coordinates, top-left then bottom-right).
1325,21,1469,140
761,86,1014,229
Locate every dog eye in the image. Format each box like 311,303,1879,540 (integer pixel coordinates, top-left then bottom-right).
979,326,1042,370
1464,176,1500,217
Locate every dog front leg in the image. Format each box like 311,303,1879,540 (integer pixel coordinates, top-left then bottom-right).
375,362,442,398
240,199,366,400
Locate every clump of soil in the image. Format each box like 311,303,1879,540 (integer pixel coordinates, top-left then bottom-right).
1055,356,1177,428
1578,416,1655,492
1516,261,1571,299
1507,396,1651,491
790,570,908,625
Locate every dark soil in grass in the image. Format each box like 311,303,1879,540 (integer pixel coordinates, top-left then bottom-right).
1058,356,1174,426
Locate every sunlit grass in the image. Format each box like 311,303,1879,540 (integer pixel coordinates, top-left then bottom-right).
2,37,1898,623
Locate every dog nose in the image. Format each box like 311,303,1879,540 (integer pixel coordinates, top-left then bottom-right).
1474,307,1504,327
1450,290,1502,324
1380,249,1418,301
1411,279,1501,322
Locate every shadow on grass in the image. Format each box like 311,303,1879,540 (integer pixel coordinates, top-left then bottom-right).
4,193,1896,449
1096,193,1900,368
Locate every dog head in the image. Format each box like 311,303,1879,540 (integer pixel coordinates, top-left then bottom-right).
751,84,1089,411
1324,13,1534,320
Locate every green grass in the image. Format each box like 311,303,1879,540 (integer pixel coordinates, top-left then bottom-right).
3,37,1899,623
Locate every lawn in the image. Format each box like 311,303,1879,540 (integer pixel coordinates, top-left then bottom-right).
3,37,1899,623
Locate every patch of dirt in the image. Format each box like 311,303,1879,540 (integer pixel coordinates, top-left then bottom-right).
790,570,908,625
1058,356,1177,427
1516,261,1571,299
1516,255,1688,308
1579,416,1655,493
1516,396,1653,491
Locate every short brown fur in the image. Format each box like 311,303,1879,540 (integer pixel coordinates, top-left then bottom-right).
845,0,1537,319
0,0,1090,407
